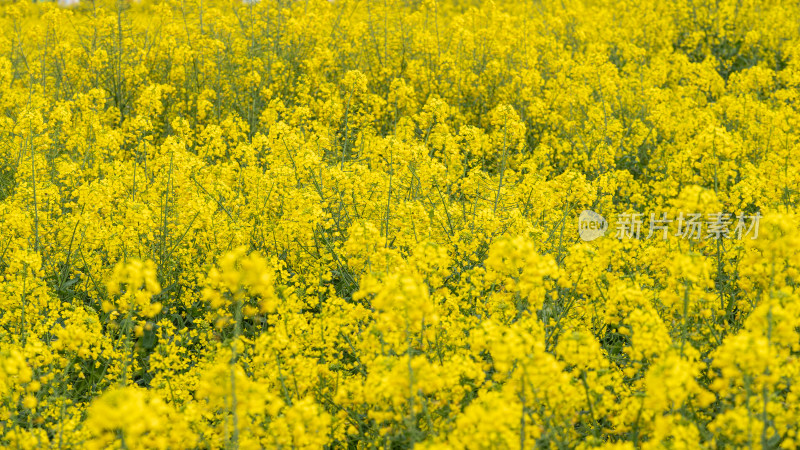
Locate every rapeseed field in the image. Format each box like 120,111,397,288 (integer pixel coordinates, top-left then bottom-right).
0,0,799,447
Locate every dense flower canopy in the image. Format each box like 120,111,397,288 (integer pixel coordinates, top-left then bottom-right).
0,0,799,448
